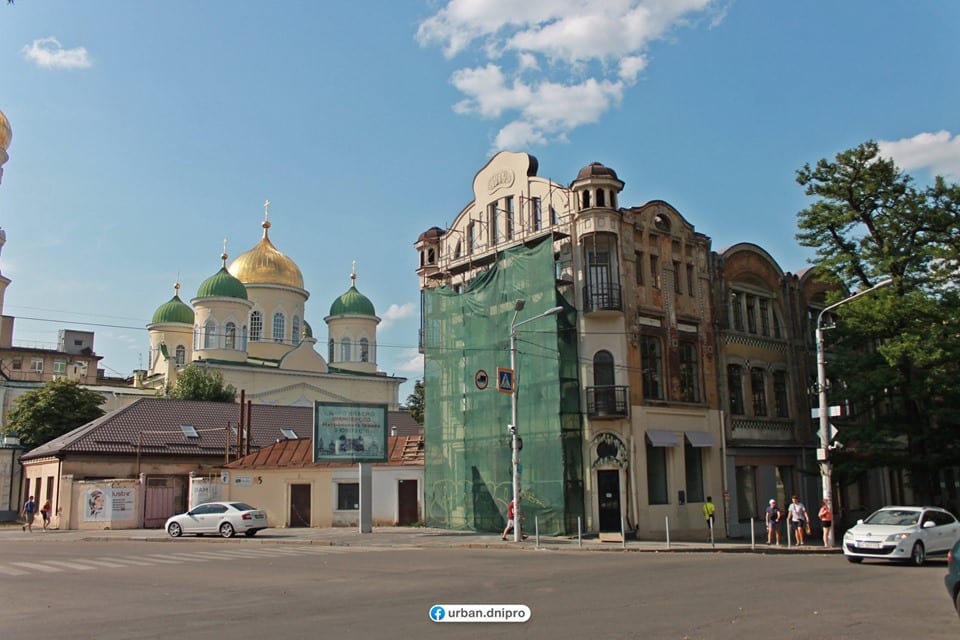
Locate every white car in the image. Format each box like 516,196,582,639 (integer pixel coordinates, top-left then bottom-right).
843,506,960,566
165,501,268,538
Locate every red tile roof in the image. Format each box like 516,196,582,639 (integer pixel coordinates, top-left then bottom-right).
224,435,424,470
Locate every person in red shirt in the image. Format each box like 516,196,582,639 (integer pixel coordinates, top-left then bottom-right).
818,499,833,547
501,499,527,540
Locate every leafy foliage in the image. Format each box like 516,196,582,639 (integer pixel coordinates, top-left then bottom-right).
166,365,237,402
404,379,424,424
7,378,106,448
796,141,960,503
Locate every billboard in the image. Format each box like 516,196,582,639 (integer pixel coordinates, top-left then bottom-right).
313,402,388,463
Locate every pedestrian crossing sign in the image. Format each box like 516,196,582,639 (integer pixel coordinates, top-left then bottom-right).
497,368,514,394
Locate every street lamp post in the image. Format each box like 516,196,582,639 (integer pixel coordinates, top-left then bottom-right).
509,299,563,542
816,279,892,545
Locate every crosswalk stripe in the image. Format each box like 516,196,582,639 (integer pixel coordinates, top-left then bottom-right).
10,562,63,573
43,560,96,571
103,556,157,566
0,565,30,575
139,555,185,564
78,558,127,568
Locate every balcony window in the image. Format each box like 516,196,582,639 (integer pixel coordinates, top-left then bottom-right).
583,233,622,311
641,336,663,400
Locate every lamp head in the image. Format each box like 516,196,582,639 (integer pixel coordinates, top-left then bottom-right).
514,299,526,312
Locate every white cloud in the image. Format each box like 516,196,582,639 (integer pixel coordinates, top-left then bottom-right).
21,37,92,70
391,348,424,376
379,302,417,330
418,0,721,148
878,131,960,180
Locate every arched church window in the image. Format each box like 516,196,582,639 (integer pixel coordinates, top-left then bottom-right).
203,320,216,349
328,339,335,362
273,313,285,343
225,322,237,350
250,311,262,342
175,345,185,366
341,338,352,362
360,338,369,362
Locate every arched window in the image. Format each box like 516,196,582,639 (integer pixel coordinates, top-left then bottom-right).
292,316,301,346
341,338,352,362
224,322,237,350
328,339,335,362
175,345,186,366
193,325,201,350
241,326,248,351
360,338,369,362
582,190,591,209
250,311,262,342
203,320,216,349
273,313,285,343
596,189,605,207
593,350,615,386
641,336,664,400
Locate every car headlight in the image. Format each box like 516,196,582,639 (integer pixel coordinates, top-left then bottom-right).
884,532,911,542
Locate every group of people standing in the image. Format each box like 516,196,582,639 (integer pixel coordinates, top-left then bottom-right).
19,495,52,532
765,496,832,547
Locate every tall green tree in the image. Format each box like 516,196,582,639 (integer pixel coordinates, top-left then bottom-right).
166,365,237,402
6,378,106,448
404,379,424,424
796,141,960,504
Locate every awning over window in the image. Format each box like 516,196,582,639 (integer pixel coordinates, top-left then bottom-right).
684,431,716,448
646,430,680,447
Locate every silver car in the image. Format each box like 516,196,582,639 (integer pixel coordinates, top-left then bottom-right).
843,506,960,566
165,501,268,538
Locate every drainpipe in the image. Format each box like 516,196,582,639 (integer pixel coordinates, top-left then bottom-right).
720,410,730,538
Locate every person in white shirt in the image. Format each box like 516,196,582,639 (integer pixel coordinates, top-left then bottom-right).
788,495,810,545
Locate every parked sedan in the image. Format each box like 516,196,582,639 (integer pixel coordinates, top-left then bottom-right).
843,506,960,566
166,501,268,538
946,537,960,618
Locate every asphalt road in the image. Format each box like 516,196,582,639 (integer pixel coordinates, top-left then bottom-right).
0,539,954,639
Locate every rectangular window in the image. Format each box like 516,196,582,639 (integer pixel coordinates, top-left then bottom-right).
634,252,643,285
731,293,744,331
53,360,67,375
760,299,771,336
11,357,21,370
735,466,758,522
774,370,790,418
649,255,660,288
678,342,700,402
727,364,744,415
641,335,663,400
646,442,668,505
467,222,475,255
505,196,514,239
532,197,542,231
686,264,695,297
751,368,768,416
549,205,558,225
673,261,682,293
487,203,498,245
746,295,757,334
30,358,43,373
337,483,359,510
684,442,704,503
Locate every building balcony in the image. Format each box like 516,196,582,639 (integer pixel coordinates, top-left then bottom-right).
586,385,629,419
583,283,622,313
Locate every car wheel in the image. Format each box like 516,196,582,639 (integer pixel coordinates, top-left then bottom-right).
219,522,235,538
909,542,925,566
846,556,863,563
244,529,258,537
167,522,182,538
954,589,960,618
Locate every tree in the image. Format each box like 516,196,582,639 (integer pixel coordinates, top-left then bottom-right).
167,365,237,402
795,141,960,504
404,379,424,424
6,378,106,448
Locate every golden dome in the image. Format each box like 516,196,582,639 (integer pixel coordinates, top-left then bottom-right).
0,110,11,152
228,216,304,289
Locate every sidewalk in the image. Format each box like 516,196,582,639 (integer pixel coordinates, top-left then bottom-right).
0,524,842,554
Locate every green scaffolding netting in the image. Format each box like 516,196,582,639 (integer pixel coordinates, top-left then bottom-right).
423,239,583,535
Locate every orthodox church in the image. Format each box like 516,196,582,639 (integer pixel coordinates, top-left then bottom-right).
138,204,404,408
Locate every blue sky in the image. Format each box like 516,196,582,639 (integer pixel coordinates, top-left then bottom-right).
1,1,958,400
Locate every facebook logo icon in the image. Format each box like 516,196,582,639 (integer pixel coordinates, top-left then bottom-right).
429,605,446,622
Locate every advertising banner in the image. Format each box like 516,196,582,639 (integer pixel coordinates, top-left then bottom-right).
314,402,388,463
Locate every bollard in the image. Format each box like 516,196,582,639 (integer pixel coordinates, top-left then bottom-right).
535,515,540,548
621,516,626,549
750,517,756,550
665,515,671,548
709,518,715,549
578,516,582,548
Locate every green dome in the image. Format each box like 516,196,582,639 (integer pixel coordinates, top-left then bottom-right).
151,294,195,324
196,267,248,300
303,321,313,338
329,285,375,317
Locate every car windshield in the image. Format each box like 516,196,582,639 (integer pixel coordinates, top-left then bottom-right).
864,509,920,526
229,502,257,512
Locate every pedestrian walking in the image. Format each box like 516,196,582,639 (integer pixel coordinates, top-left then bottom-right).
501,499,526,540
765,498,781,545
818,499,833,547
20,495,36,532
788,495,810,545
703,496,716,539
40,499,52,531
